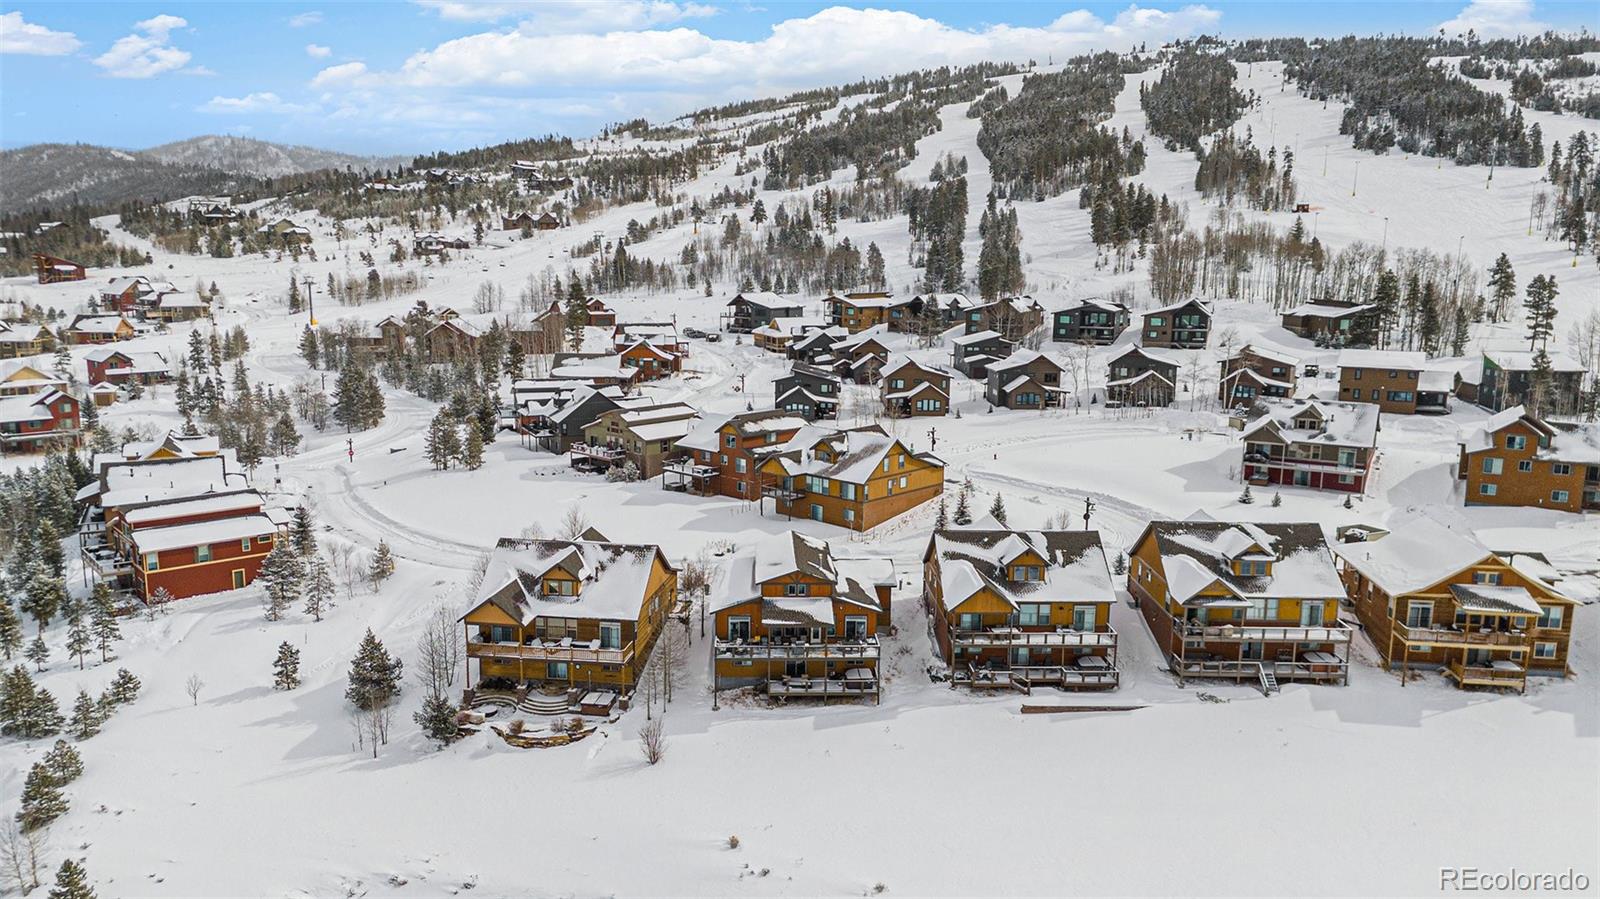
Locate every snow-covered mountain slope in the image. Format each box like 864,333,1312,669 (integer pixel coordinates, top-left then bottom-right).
141,135,407,179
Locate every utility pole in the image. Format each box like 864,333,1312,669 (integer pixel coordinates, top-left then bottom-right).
927,426,938,451
303,275,316,328
1082,497,1096,530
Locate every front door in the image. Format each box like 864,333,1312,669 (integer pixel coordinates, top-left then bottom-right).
1466,649,1491,667
1241,641,1263,661
1071,606,1096,632
727,617,751,642
1010,647,1030,668
231,569,246,589
1293,470,1311,487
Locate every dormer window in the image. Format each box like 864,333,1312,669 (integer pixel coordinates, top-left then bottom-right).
544,578,576,596
784,584,808,596
1234,560,1270,577
1471,571,1500,586
1012,565,1042,582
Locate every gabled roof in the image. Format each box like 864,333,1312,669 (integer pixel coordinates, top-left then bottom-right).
1241,399,1380,449
951,329,1005,346
466,537,674,625
1338,349,1426,371
1330,515,1501,596
1483,350,1587,373
987,348,1059,374
1145,298,1210,316
928,529,1114,610
1110,344,1184,368
881,354,950,379
1136,520,1345,604
1282,302,1375,318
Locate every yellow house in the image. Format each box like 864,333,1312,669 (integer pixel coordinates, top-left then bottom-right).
757,425,944,530
460,532,678,698
0,363,67,397
1127,520,1352,692
924,528,1119,691
1332,515,1575,692
710,530,893,702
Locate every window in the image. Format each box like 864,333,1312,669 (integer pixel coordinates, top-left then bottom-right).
1536,605,1564,629
1148,316,1166,327
897,453,906,469
727,616,751,641
1013,565,1042,582
1351,369,1363,380
1479,484,1498,496
546,661,569,679
891,378,905,389
1018,603,1051,626
840,483,856,501
1534,642,1557,659
1505,434,1526,450
899,476,908,489
490,624,516,643
599,622,622,650
736,481,746,494
1552,490,1570,504
809,504,823,521
1471,571,1501,585
144,552,159,571
544,578,575,596
240,537,252,552
844,616,868,640
1405,601,1433,629
1552,463,1572,476
1517,460,1533,473
1481,458,1503,475
1386,391,1415,403
724,434,735,447
843,508,856,524
958,612,983,631
195,545,212,564
735,457,747,474
784,584,808,596
1247,598,1280,620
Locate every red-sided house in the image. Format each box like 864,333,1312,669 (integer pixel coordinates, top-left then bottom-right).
131,513,283,602
1241,399,1381,494
86,347,172,386
33,254,85,284
664,409,808,498
0,388,81,455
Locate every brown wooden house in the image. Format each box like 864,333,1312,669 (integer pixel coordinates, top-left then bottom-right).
984,349,1063,409
880,356,952,417
572,403,699,478
33,254,85,284
711,531,892,701
1337,349,1448,414
1458,406,1600,513
757,426,945,531
1127,520,1353,692
1333,516,1576,691
460,535,679,697
1217,345,1297,408
925,528,1119,691
1140,299,1210,349
664,409,808,498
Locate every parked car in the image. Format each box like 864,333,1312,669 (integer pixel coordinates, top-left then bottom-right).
683,327,706,339
704,332,722,342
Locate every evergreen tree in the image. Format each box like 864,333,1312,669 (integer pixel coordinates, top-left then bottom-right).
21,574,65,633
935,497,948,530
16,763,65,831
1487,253,1516,322
0,665,37,735
345,629,403,711
47,858,96,899
1524,274,1558,350
1367,268,1400,347
414,693,460,748
290,505,317,558
0,600,22,660
303,552,334,622
1239,485,1254,504
459,425,485,470
273,641,301,690
953,478,974,526
257,543,303,621
271,411,301,457
298,327,320,369
25,635,48,672
69,689,101,739
106,669,140,705
368,541,395,591
89,584,120,663
987,492,1008,526
64,598,91,670
37,520,64,578
43,739,82,783
503,338,526,381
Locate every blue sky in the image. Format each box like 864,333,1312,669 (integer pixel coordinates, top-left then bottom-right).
1,1,1593,157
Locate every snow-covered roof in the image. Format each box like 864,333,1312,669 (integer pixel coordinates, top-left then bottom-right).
753,316,820,338
729,291,799,309
931,529,1115,610
1241,399,1380,449
1145,298,1210,316
1483,349,1587,373
756,530,837,584
951,329,1003,346
99,455,246,508
1417,369,1455,392
1142,521,1346,604
1283,302,1374,318
68,315,131,335
1329,515,1493,595
123,491,266,526
766,427,927,485
131,513,279,554
1458,407,1600,464
0,391,68,425
551,356,633,380
468,537,671,624
882,354,950,378
1447,584,1543,616
1338,349,1426,371
1111,344,1185,367
987,348,1057,374
711,531,885,617
829,324,889,353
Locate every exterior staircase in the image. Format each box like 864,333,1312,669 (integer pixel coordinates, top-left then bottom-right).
1256,665,1280,696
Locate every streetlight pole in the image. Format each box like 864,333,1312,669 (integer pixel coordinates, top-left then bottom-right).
1381,216,1389,256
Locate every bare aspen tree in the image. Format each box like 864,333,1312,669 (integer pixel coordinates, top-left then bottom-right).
638,716,667,765
559,505,589,539
185,674,205,706
416,604,464,699
0,820,46,895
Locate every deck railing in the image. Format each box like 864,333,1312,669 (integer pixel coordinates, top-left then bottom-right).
714,637,879,661
1178,621,1352,643
1446,661,1527,687
467,636,634,665
952,625,1118,648
1394,622,1527,648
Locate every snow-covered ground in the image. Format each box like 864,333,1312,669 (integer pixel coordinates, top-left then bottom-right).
0,56,1596,898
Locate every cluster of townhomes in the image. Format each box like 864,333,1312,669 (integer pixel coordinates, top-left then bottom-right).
77,431,290,604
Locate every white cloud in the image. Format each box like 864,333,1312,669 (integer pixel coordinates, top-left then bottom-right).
1437,0,1547,39
383,5,1219,90
288,11,324,28
93,14,193,78
306,43,332,58
311,61,371,88
417,0,716,31
199,91,308,114
0,11,82,56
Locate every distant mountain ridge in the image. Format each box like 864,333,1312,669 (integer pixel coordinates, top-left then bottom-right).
0,136,410,216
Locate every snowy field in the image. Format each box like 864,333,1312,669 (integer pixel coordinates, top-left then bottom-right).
0,58,1597,897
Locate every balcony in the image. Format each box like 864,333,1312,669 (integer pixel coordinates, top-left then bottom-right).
951,659,1119,690
1446,660,1526,690
80,546,131,577
569,443,625,463
761,483,805,502
1394,621,1528,648
1178,621,1352,643
467,635,634,666
1173,655,1348,683
714,636,879,661
1242,452,1367,475
952,625,1118,648
767,670,879,698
